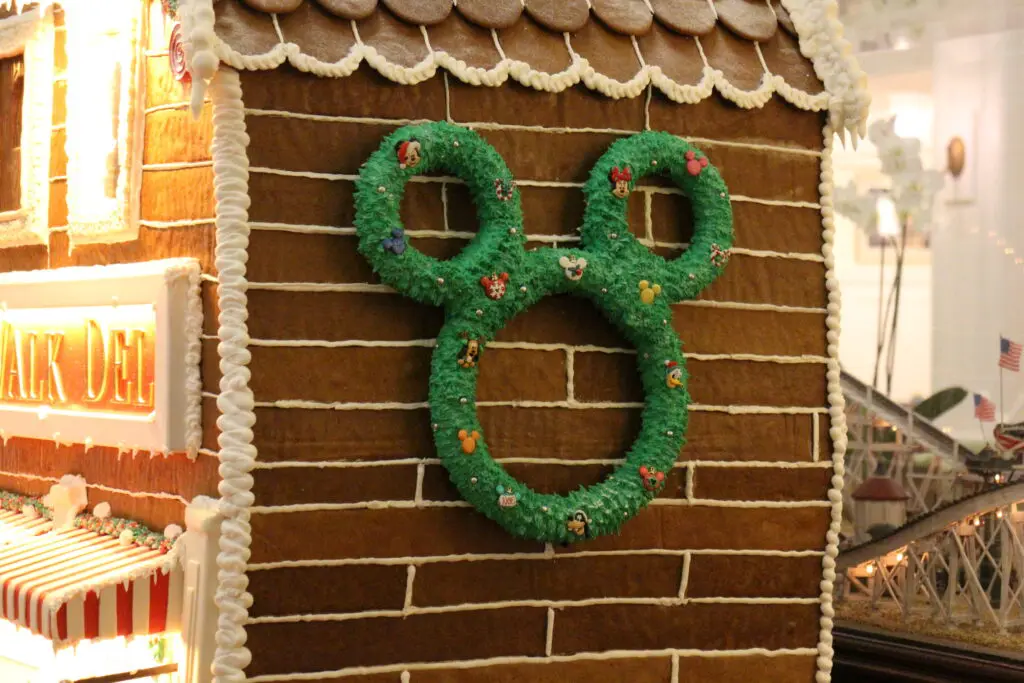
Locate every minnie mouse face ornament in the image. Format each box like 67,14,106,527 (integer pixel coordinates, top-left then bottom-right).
609,166,633,199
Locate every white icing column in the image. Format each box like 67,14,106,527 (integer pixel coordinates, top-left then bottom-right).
178,496,223,683
931,26,1024,437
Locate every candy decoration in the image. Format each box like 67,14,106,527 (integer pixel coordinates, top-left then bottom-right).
639,466,666,492
559,255,588,281
396,139,422,169
458,429,481,454
609,166,633,198
710,243,730,267
480,272,509,300
664,360,683,389
497,486,519,508
354,122,733,544
168,24,190,83
685,150,709,177
381,227,406,255
638,280,662,304
494,178,516,201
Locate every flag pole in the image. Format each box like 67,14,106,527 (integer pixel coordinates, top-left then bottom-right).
1000,366,1005,425
980,418,989,445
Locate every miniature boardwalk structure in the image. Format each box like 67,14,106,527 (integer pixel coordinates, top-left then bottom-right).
838,372,1024,631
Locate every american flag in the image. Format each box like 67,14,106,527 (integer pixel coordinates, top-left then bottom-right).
974,394,997,422
999,337,1022,372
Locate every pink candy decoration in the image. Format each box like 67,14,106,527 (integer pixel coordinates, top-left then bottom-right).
684,150,709,176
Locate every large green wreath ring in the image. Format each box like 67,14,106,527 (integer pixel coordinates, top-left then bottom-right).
354,122,733,544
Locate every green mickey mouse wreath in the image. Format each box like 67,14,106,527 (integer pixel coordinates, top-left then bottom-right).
355,122,733,544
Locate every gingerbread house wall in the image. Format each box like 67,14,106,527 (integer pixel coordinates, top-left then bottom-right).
237,64,833,681
0,9,219,530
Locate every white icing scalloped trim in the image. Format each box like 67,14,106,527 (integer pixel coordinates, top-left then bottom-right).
176,0,863,127
782,0,871,142
815,122,847,682
208,66,257,683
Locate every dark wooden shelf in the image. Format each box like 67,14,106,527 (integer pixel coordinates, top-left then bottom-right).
833,621,1024,682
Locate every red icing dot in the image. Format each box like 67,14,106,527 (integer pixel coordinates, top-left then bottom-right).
686,159,703,176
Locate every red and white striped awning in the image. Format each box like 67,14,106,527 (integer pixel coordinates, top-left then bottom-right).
0,509,183,647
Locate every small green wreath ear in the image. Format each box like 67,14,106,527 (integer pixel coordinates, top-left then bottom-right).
580,132,734,303
354,122,528,307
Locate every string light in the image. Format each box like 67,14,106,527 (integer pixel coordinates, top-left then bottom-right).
866,563,875,576
896,552,904,562
997,509,1004,519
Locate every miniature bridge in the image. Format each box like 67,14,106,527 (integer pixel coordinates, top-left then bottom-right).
841,371,982,519
838,372,1024,630
837,481,1024,630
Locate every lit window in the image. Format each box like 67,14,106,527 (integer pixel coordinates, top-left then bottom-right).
0,6,53,247
0,53,24,213
63,0,145,244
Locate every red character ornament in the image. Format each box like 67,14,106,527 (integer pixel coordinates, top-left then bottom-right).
481,272,509,300
609,166,633,198
685,150,709,177
639,466,666,492
396,139,422,169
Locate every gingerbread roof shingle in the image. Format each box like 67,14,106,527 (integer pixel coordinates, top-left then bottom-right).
181,0,869,137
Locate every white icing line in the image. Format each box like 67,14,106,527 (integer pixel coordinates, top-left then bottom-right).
243,107,821,156
403,565,416,611
565,348,575,402
671,652,680,683
442,71,452,122
255,458,438,470
249,498,828,514
142,160,213,171
678,553,690,599
248,548,825,571
206,66,256,683
545,608,554,657
414,463,425,504
685,462,695,502
144,102,191,114
139,218,215,228
243,281,825,313
729,247,824,262
246,166,821,207
245,648,820,682
251,459,833,471
252,399,824,414
644,191,653,242
814,120,847,683
0,468,189,503
696,460,832,469
812,413,820,463
246,221,824,261
247,596,822,624
680,300,825,314
643,83,652,132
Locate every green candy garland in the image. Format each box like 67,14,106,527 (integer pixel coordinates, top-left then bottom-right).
355,122,733,544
